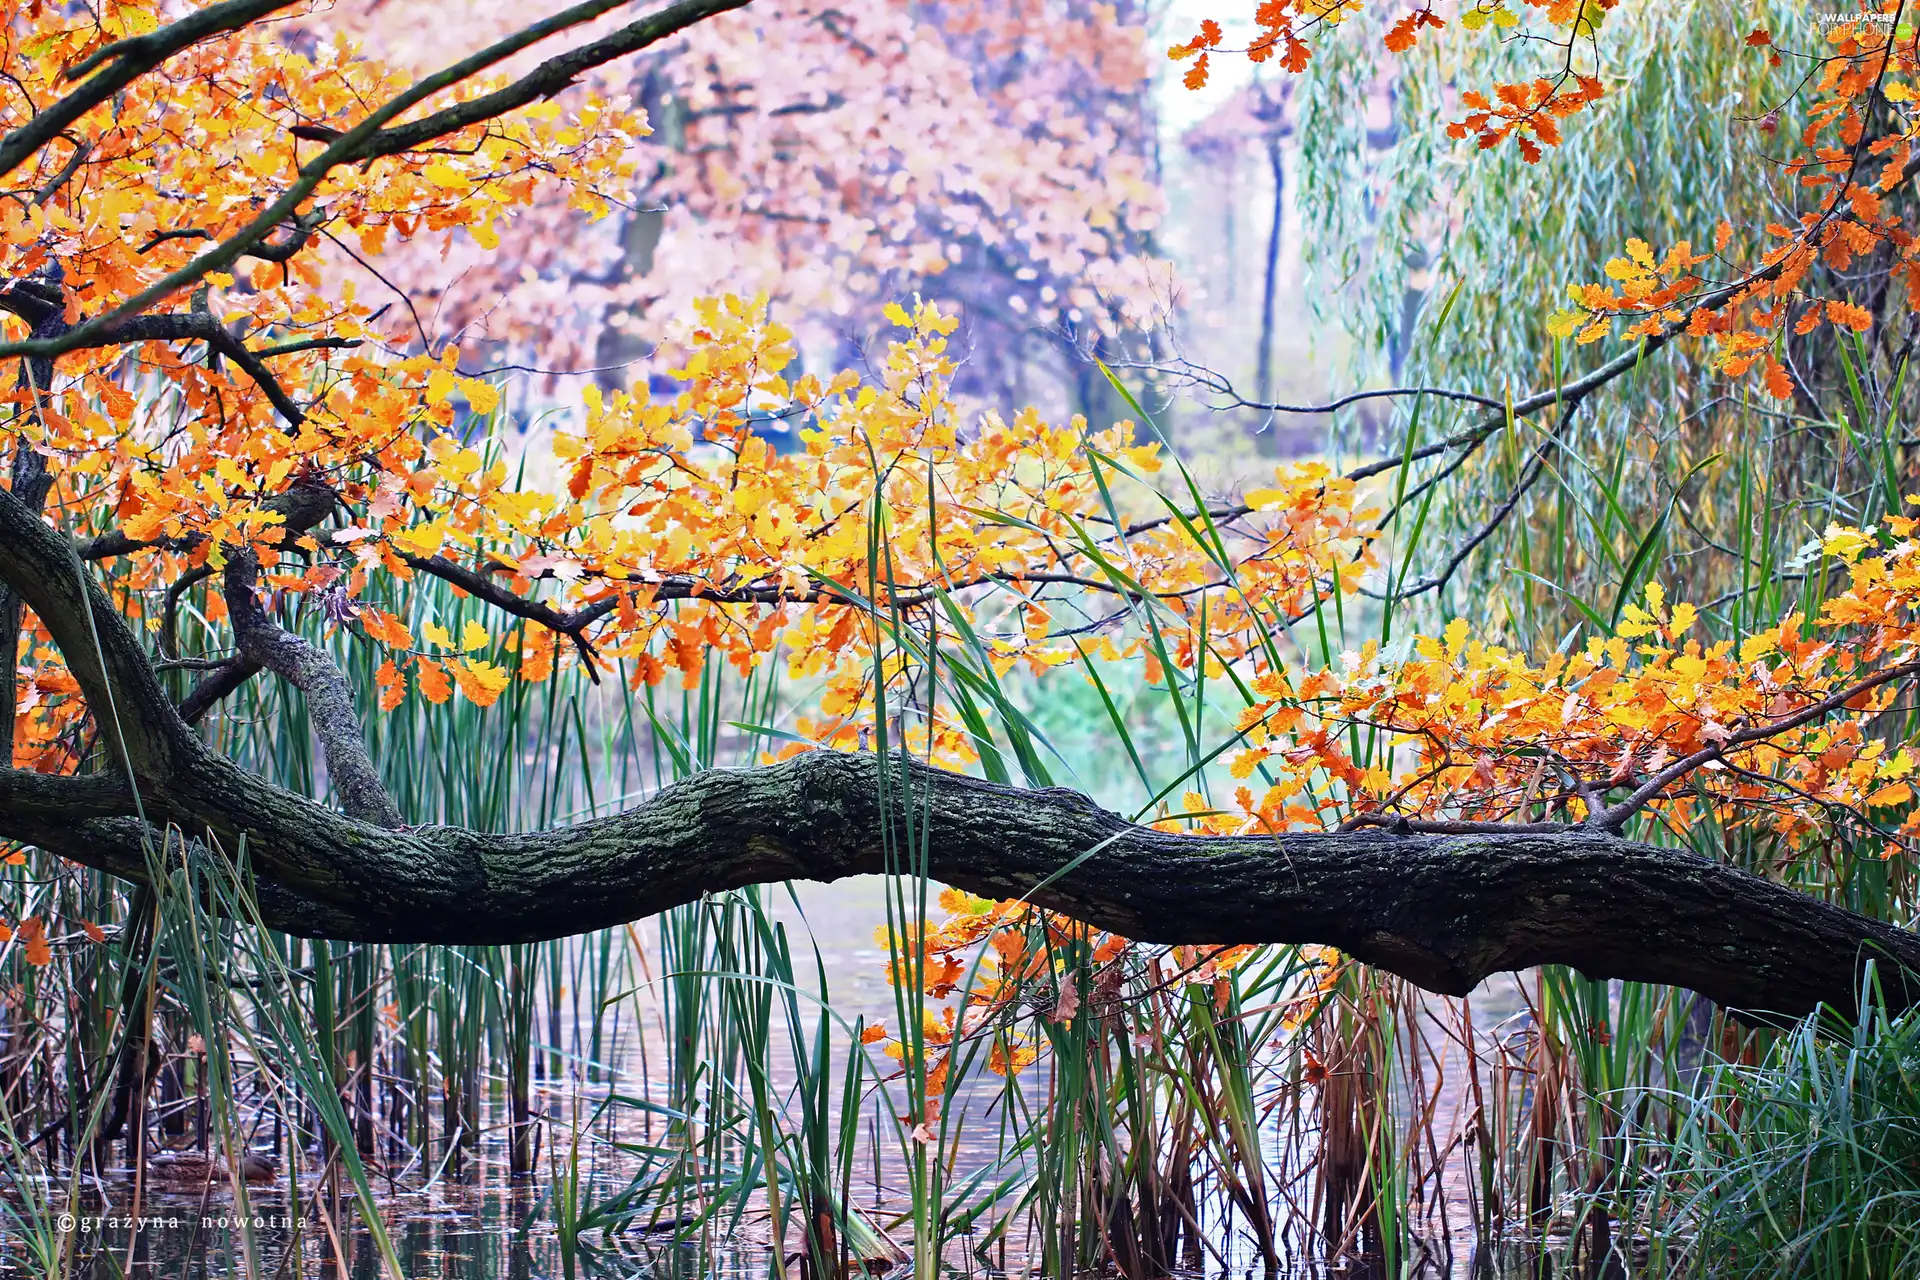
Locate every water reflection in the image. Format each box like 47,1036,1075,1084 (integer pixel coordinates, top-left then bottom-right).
11,1186,1618,1280
1,879,1618,1279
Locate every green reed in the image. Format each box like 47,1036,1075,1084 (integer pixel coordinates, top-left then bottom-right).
6,360,1920,1280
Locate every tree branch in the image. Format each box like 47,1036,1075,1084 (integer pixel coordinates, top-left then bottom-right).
347,0,754,164
1588,656,1920,833
0,277,72,732
14,473,1916,1026
77,479,336,562
1,751,1913,1021
0,484,194,777
60,310,314,425
404,554,1220,656
1375,411,1568,603
222,554,403,828
0,0,752,362
0,806,385,939
400,554,612,674
177,657,263,726
0,0,305,183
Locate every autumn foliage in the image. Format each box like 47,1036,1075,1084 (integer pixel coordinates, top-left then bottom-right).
1,0,1919,1100
1175,3,1920,407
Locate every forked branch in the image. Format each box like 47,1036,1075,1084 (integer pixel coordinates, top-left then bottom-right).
222,554,403,828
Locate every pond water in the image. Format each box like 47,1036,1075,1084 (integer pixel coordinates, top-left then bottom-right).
1,878,1592,1280
10,1178,1601,1280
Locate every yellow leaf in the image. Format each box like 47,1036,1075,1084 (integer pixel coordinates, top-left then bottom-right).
389,519,448,558
461,619,489,653
1740,631,1779,663
1617,603,1656,639
421,159,473,191
937,886,992,915
1870,782,1914,809
1822,523,1876,562
462,378,500,415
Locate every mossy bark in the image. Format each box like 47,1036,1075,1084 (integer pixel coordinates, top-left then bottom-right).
3,480,1918,1021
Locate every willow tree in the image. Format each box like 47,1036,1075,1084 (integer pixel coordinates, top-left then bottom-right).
1276,1,1890,633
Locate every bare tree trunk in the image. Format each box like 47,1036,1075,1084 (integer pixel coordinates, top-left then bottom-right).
1255,132,1284,411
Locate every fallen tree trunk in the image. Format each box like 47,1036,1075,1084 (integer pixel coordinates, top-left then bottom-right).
2,482,1916,1022
7,750,1918,1021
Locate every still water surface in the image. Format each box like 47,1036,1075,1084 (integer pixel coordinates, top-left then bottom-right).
1,878,1560,1279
